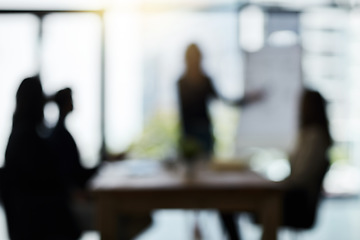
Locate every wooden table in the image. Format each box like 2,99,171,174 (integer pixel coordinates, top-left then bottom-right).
89,160,283,240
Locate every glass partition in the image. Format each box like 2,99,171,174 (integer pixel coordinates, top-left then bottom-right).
0,14,39,166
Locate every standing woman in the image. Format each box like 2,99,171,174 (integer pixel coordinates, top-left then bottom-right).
177,44,262,239
177,43,260,156
177,43,218,155
2,76,80,240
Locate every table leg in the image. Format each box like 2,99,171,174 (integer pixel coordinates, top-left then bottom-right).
261,194,282,240
97,197,118,240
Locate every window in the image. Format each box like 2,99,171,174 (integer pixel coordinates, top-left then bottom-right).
0,14,39,166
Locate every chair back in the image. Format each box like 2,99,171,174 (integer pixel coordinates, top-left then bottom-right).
283,158,330,229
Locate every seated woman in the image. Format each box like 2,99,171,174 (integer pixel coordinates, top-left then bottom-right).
2,76,80,240
50,88,97,193
49,88,99,232
222,89,333,239
50,87,151,238
281,89,332,228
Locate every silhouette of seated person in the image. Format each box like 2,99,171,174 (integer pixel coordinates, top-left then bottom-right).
221,89,333,240
50,88,97,192
2,76,80,240
49,88,99,232
177,43,261,156
50,88,151,238
281,89,332,228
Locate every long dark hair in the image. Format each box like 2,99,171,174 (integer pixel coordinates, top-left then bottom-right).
299,89,332,145
13,76,45,129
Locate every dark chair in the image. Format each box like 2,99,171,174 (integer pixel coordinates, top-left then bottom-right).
222,159,330,240
282,159,330,229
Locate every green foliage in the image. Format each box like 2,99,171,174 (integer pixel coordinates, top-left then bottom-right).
328,143,350,164
128,111,180,159
178,137,203,159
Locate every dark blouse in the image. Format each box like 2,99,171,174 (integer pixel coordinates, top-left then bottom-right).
50,121,97,190
2,125,80,240
177,75,217,134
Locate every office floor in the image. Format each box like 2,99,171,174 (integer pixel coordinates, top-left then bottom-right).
135,197,360,240
0,197,359,240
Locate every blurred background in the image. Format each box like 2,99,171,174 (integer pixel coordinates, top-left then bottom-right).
1,0,360,239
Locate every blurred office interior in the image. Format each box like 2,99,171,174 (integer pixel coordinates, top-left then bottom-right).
1,0,360,239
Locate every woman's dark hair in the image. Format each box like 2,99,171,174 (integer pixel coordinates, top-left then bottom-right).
54,88,72,108
13,76,45,128
185,43,201,62
300,89,332,145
